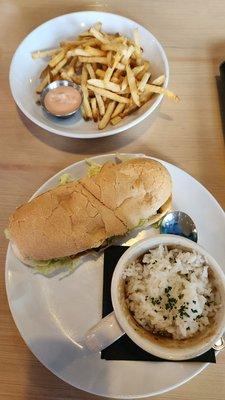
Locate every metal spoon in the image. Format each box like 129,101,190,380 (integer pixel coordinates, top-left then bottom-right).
160,211,198,242
160,210,225,351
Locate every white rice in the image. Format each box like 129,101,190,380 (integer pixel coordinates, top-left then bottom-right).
123,245,220,340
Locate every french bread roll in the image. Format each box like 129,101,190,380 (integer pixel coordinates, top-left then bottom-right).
8,158,172,264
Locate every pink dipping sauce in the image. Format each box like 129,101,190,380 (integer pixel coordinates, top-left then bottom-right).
44,86,82,115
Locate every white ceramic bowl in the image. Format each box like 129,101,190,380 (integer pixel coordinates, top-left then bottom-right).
9,11,169,139
112,235,225,360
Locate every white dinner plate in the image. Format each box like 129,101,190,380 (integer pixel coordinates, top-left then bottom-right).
9,11,169,139
5,153,225,398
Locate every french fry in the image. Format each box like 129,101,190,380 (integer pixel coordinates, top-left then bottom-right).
110,115,122,125
36,73,50,93
87,85,130,103
101,43,127,54
126,65,140,106
95,69,105,79
78,56,109,65
72,74,81,85
138,72,151,92
145,84,180,101
139,91,153,104
132,65,145,76
136,61,150,80
61,38,100,47
106,51,112,66
81,65,88,85
82,86,93,119
104,67,113,83
87,79,121,93
116,62,126,71
133,28,142,64
120,104,138,117
121,76,128,91
111,102,125,118
51,57,68,76
121,45,135,65
32,48,61,59
111,77,120,84
86,63,96,79
81,104,88,120
152,75,165,86
91,98,98,122
84,46,106,56
61,71,73,81
98,101,116,129
39,65,51,79
90,26,109,44
92,62,98,72
48,50,65,68
95,94,105,116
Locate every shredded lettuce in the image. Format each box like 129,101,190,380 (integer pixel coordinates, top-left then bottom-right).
152,219,163,229
85,160,102,177
32,256,77,278
59,173,73,185
4,228,11,240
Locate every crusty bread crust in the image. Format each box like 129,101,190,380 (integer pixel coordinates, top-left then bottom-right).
8,158,172,261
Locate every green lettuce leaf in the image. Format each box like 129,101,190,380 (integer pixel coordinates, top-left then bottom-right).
59,173,73,185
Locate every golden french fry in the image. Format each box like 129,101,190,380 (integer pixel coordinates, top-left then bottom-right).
126,65,140,106
136,61,150,80
39,65,51,79
101,43,127,54
139,91,153,104
32,48,61,59
92,62,98,72
81,65,88,85
72,74,81,85
91,97,98,122
82,86,93,119
107,51,112,66
111,102,125,118
95,69,105,79
138,72,151,92
86,63,96,79
90,27,109,44
121,45,135,65
87,78,121,93
78,56,109,65
104,67,113,83
61,71,73,81
98,101,116,129
152,75,165,86
36,73,50,93
48,50,65,68
116,62,126,71
111,77,120,84
110,115,122,125
84,46,106,56
95,94,105,116
51,57,68,76
145,84,179,101
112,53,122,69
87,85,130,103
120,104,138,117
81,104,88,120
121,76,128,91
132,65,145,76
61,38,100,47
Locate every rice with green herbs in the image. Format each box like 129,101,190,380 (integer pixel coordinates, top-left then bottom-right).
123,245,220,339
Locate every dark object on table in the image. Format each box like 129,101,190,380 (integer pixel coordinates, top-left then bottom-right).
216,62,225,138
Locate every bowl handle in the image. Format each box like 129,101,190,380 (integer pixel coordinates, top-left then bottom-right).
84,311,124,352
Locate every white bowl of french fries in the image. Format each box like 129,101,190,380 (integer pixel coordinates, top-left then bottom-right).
9,11,178,139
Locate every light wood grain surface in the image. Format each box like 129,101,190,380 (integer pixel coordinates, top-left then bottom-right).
1,1,225,399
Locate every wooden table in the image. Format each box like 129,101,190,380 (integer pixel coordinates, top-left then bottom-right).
1,0,225,399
